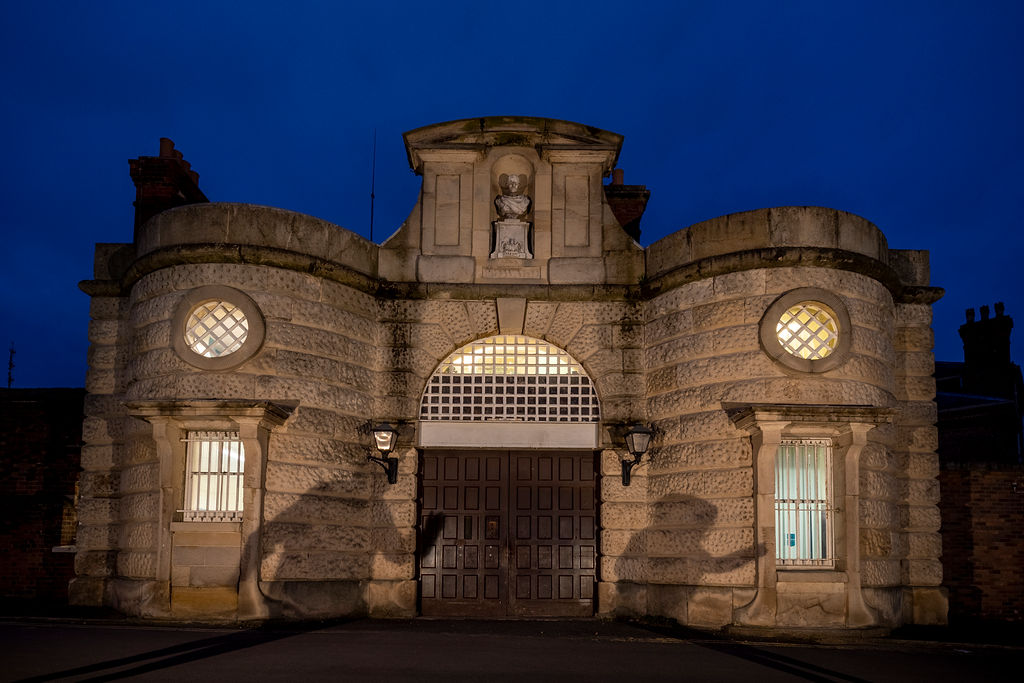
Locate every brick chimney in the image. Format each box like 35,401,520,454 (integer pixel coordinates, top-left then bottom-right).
128,138,208,234
959,302,1015,397
604,168,650,242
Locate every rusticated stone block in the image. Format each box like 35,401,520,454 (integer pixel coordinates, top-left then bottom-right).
648,468,753,499
647,556,754,585
79,470,120,497
906,532,942,560
601,555,646,583
860,470,898,500
263,491,367,525
118,464,156,494
260,551,369,581
692,299,747,333
116,551,157,578
266,461,368,499
120,492,160,522
645,310,694,347
77,498,120,525
75,550,118,577
646,280,714,320
645,527,753,557
860,528,896,558
600,502,650,529
894,326,934,351
905,559,943,586
650,439,751,473
121,522,158,550
369,500,416,527
901,478,939,505
895,303,932,326
651,497,754,528
76,524,120,549
601,529,644,556
859,499,899,529
263,521,369,553
861,559,901,587
903,504,941,532
369,552,415,580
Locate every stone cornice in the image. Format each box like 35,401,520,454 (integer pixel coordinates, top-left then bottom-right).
80,242,941,306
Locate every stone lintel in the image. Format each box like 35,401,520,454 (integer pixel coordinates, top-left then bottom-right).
125,399,296,427
724,403,895,433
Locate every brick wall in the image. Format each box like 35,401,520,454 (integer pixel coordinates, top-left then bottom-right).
939,466,1024,621
0,388,84,603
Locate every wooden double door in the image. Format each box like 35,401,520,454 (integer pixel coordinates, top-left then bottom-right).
419,450,597,617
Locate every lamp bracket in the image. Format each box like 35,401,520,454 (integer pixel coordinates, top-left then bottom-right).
621,453,643,487
367,454,398,485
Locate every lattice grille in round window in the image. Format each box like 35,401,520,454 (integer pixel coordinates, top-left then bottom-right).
776,302,839,360
184,301,249,357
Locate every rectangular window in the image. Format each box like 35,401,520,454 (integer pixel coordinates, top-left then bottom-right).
183,431,244,522
775,439,833,567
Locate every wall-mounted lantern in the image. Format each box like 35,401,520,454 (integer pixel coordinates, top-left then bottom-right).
622,424,652,486
367,423,399,484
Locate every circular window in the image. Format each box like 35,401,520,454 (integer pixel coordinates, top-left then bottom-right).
185,301,249,357
776,301,839,360
759,288,851,373
172,286,265,370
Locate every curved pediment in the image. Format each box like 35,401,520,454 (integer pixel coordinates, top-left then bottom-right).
403,116,623,173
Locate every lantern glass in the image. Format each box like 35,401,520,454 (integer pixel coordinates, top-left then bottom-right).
624,425,652,457
372,425,398,455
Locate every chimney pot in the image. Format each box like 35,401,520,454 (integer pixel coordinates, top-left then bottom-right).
996,302,1005,317
981,305,990,320
612,168,624,185
159,138,175,157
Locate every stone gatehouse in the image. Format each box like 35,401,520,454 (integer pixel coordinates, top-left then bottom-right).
74,116,947,628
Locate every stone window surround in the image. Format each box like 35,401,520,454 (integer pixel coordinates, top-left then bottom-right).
172,285,266,371
725,403,892,627
759,288,852,373
126,400,294,619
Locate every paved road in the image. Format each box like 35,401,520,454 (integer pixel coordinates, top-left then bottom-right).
2,619,1018,682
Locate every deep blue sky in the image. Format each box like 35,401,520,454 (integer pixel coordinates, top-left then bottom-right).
2,1,1022,387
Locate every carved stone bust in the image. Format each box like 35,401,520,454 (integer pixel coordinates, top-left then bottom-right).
494,173,531,219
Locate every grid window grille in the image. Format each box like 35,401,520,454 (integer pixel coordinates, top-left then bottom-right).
776,301,839,360
183,431,244,522
420,335,599,422
775,439,834,567
184,301,249,357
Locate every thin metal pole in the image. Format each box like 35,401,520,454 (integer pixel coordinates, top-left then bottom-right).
369,129,377,243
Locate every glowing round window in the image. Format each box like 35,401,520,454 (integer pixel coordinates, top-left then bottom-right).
776,302,839,360
184,301,249,357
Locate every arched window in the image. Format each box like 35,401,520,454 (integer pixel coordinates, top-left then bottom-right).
420,335,599,423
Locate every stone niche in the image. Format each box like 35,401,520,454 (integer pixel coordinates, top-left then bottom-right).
389,116,633,286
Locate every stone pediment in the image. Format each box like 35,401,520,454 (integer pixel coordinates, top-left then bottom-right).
404,116,623,174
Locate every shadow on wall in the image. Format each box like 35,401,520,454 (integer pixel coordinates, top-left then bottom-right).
613,494,762,625
232,462,412,621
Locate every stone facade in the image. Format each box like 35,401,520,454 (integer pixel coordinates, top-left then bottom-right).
75,116,946,628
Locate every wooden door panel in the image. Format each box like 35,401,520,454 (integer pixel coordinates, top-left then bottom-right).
419,450,595,617
420,451,506,616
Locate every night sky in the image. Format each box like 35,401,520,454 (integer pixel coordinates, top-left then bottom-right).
2,1,1022,387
